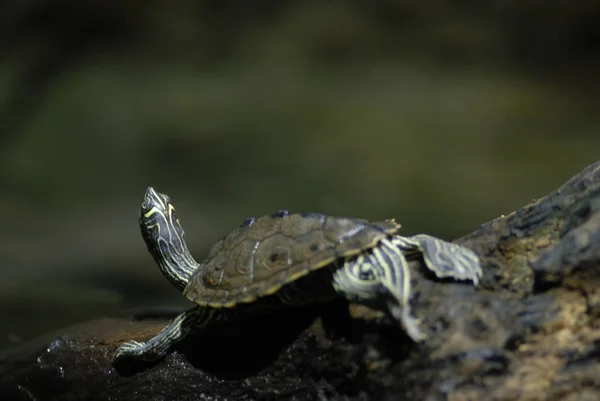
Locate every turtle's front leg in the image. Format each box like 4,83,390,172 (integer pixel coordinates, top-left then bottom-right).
113,306,216,364
332,239,426,341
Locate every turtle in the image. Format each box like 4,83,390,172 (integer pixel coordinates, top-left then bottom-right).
113,187,482,364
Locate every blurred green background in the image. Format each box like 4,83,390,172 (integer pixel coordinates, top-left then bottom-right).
1,1,599,348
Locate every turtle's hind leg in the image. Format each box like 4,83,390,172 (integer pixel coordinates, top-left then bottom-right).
332,239,426,341
391,234,482,284
113,306,215,364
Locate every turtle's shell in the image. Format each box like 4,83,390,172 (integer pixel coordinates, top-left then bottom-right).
183,211,401,308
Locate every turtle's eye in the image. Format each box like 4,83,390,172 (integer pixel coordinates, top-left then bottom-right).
141,202,148,209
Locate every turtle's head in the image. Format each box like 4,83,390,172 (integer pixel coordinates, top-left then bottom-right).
139,187,198,291
139,187,179,243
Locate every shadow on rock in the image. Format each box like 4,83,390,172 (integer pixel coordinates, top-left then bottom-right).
115,301,415,379
114,302,358,378
179,308,320,379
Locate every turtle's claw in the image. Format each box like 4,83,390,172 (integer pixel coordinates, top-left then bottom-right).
113,340,147,361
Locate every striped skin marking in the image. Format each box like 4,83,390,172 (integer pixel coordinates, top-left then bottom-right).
332,239,411,305
143,207,161,219
113,306,217,362
372,239,411,305
332,237,426,341
390,234,482,284
140,187,199,292
332,235,482,342
143,186,169,212
144,203,193,286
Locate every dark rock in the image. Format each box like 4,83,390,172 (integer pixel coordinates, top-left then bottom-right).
2,161,600,401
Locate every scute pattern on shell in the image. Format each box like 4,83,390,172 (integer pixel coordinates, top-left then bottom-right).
183,212,401,307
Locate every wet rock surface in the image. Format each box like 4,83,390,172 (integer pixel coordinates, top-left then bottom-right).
2,161,600,401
